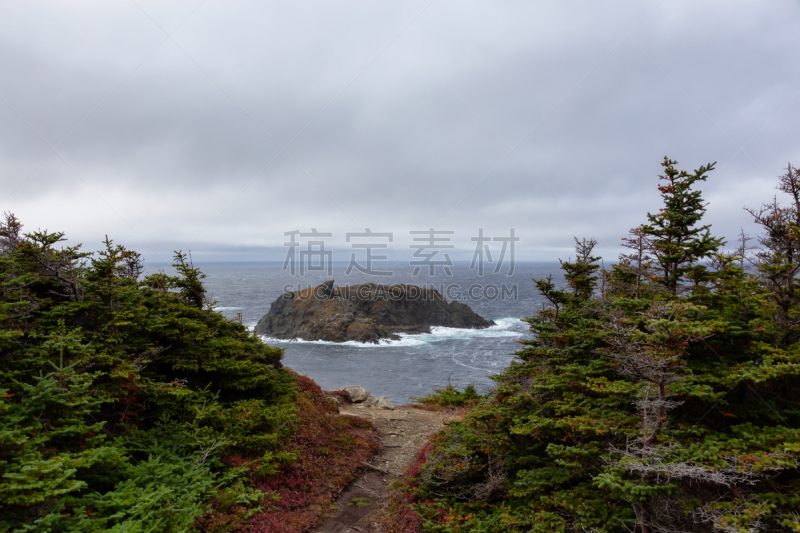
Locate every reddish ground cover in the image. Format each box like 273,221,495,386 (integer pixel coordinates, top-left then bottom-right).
379,439,435,533
194,374,379,533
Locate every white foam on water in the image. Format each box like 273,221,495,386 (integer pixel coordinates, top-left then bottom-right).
488,317,526,330
258,317,526,348
258,335,429,348
214,306,244,311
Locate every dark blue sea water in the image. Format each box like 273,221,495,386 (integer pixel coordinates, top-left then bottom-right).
193,262,563,405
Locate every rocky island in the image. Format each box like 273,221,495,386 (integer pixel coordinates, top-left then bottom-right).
254,280,495,343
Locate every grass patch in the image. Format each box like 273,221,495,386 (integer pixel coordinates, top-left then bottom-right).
348,497,370,508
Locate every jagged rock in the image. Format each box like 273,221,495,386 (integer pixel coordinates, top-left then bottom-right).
365,395,395,410
255,281,495,343
332,385,371,403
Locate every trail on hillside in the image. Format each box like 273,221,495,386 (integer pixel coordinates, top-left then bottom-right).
315,404,461,533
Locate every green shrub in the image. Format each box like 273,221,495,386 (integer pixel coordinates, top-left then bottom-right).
412,381,482,407
395,159,800,533
0,217,294,532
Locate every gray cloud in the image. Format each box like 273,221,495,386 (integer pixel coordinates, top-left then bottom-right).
1,0,799,263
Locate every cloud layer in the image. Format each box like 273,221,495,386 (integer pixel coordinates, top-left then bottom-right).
1,0,799,262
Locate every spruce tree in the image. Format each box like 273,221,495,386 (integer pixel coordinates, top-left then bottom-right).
394,160,800,533
747,164,800,344
642,157,725,294
0,215,295,531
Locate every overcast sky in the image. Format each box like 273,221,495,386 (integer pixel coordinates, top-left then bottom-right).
1,0,799,264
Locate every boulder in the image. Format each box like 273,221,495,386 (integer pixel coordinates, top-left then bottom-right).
365,395,395,410
332,385,371,403
255,281,495,343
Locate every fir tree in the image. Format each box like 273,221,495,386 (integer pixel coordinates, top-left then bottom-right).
395,160,800,533
0,215,295,531
747,164,800,345
642,157,725,294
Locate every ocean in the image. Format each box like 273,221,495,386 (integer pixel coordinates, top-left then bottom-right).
193,261,563,405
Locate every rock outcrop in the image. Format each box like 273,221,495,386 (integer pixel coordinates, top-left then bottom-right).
324,385,395,410
255,281,494,343
332,385,371,403
365,395,395,410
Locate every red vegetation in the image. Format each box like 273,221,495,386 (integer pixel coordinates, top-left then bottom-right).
380,438,436,533
326,389,352,403
194,374,379,533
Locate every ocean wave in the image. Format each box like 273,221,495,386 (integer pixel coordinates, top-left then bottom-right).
483,316,525,331
258,316,526,348
214,306,244,311
258,335,429,348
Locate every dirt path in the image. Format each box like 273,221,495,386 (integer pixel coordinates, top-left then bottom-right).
315,404,461,533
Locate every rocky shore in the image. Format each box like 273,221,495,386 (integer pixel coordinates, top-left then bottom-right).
254,280,494,343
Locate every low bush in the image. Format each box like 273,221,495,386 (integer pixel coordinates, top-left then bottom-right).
411,382,482,408
195,374,379,532
0,216,379,532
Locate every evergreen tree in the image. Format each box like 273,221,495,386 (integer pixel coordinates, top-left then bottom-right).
562,237,601,300
747,164,800,345
605,226,657,299
642,157,725,294
0,215,296,531
393,160,800,533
